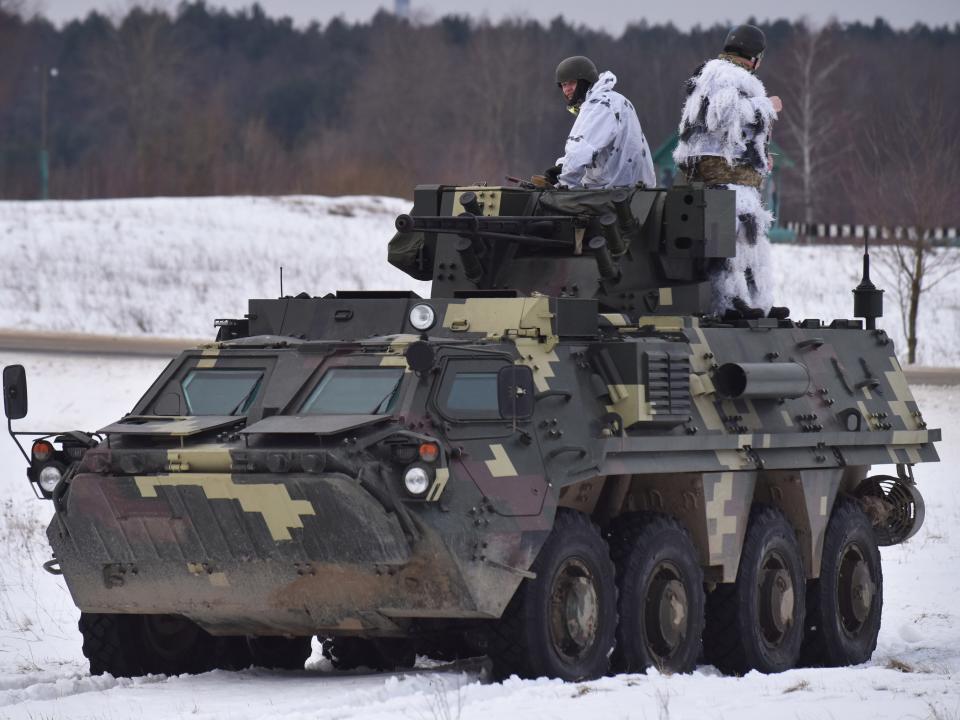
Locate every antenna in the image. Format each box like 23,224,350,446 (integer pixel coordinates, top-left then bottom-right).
853,234,883,330
280,266,284,298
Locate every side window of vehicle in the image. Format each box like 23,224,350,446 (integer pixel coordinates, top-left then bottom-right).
437,361,505,420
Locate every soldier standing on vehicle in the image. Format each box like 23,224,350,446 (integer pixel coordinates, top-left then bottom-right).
545,56,657,190
673,24,785,318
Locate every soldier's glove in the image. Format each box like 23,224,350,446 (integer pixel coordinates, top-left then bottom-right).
544,164,562,185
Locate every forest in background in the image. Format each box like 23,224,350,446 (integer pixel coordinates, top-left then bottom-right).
0,2,958,227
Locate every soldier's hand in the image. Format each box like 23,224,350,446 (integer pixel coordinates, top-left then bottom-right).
770,95,783,113
544,164,562,185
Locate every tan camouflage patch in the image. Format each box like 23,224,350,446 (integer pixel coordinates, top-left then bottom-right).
605,384,652,427
514,336,559,393
453,187,502,217
703,471,756,581
688,327,725,432
426,467,450,502
885,357,918,429
196,348,219,369
442,296,554,339
485,444,518,478
378,334,422,369
780,409,794,427
634,316,684,331
166,446,232,472
136,473,315,541
658,287,674,307
600,313,629,327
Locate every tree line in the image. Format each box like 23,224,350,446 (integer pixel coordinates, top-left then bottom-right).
1,2,958,228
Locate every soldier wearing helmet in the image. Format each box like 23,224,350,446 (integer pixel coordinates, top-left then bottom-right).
673,25,785,319
546,56,656,190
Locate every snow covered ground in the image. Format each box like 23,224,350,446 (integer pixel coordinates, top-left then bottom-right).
0,196,958,365
0,351,957,719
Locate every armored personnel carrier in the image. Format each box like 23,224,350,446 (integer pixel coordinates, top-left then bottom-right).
4,182,938,681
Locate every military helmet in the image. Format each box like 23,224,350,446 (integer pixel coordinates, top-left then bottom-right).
555,56,599,85
723,24,766,60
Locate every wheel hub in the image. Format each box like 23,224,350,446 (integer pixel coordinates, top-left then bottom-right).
550,559,599,659
759,565,794,643
650,577,688,650
839,543,875,631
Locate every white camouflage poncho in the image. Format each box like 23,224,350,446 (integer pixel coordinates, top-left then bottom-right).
673,58,779,314
557,71,657,190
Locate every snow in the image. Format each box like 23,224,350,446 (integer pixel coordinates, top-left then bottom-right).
2,195,957,365
0,351,958,719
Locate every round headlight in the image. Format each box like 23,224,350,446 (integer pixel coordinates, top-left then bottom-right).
403,466,431,496
32,440,54,462
38,464,63,493
409,304,436,331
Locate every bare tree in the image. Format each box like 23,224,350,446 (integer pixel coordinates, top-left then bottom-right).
780,21,850,228
851,90,960,364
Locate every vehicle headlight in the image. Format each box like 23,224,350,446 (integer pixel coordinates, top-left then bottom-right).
403,466,431,496
38,464,63,493
409,304,436,331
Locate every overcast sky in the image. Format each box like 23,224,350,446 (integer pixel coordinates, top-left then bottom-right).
27,0,960,32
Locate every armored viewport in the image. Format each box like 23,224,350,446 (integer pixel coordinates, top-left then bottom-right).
389,184,736,316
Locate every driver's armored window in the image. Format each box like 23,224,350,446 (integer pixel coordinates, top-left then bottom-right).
181,369,263,415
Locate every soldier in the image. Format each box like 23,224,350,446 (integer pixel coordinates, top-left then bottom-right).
673,25,785,319
546,56,657,190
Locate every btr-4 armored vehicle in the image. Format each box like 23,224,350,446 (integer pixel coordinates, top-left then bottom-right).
4,182,937,681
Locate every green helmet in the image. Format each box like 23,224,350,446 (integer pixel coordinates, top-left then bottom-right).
723,24,766,60
555,56,599,85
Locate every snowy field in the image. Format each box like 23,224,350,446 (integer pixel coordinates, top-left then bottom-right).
0,196,958,365
0,351,957,719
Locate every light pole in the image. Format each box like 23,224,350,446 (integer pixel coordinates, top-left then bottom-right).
38,65,58,200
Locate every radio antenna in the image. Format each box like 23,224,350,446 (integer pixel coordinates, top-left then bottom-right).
279,266,284,298
853,234,883,330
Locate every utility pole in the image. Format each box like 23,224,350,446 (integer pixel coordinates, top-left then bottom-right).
38,65,58,200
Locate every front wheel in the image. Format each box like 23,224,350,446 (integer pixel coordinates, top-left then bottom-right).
703,505,806,674
488,509,617,681
802,498,883,666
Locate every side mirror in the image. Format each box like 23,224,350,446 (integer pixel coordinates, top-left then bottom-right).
498,365,535,420
3,365,28,420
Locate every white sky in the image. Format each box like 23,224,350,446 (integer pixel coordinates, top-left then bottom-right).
26,0,960,32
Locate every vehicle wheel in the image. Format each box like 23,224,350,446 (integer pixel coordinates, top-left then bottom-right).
80,613,218,677
801,498,882,666
138,614,218,675
608,513,705,674
80,613,144,677
247,636,313,670
323,637,415,671
488,509,617,681
703,505,806,674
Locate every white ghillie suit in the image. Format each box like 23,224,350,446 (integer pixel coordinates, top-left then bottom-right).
673,57,778,315
557,71,657,190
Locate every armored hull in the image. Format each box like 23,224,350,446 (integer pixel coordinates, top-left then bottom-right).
5,183,939,681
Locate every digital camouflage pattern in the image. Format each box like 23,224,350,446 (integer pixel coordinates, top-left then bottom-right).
10,181,939,679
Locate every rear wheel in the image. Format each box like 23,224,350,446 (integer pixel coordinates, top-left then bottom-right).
609,513,704,674
802,498,882,666
703,506,806,674
488,510,617,681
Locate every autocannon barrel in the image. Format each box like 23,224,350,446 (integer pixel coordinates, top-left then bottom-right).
714,362,810,400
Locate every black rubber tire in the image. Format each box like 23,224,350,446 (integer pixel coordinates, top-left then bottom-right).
80,613,219,677
487,509,617,681
703,505,806,675
80,613,145,677
608,513,705,674
247,636,313,670
323,637,416,671
801,498,883,667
